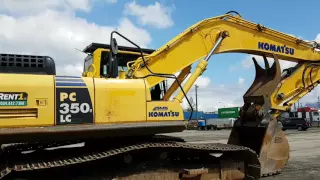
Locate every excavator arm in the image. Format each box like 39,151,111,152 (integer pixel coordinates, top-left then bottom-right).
271,62,320,113
108,11,320,176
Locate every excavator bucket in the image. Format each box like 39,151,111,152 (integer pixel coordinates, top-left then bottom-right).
227,54,290,176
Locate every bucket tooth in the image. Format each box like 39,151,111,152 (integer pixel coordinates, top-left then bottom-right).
243,54,281,112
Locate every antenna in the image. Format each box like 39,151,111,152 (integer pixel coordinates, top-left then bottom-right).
75,48,92,56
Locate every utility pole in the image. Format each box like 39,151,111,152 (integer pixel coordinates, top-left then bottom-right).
195,85,198,120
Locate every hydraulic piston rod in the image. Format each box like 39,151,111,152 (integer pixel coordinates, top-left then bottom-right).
173,32,227,103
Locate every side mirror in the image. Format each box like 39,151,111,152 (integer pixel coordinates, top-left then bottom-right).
107,37,118,78
111,38,118,55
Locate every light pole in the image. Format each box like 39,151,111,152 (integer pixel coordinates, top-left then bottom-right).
195,85,198,120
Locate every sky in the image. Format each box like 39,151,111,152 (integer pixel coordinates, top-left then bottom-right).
0,0,320,112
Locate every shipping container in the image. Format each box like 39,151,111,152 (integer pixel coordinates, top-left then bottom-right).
218,107,240,118
183,111,205,120
203,113,219,119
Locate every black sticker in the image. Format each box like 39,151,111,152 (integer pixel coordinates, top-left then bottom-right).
56,88,94,125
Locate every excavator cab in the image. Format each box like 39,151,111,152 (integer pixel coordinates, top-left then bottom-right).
81,42,168,101
81,42,155,79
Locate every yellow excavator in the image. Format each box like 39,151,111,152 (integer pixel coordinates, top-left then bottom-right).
0,11,320,180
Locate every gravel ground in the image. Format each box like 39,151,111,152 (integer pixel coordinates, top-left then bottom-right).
166,128,320,179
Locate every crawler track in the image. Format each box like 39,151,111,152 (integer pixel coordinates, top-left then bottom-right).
0,135,263,180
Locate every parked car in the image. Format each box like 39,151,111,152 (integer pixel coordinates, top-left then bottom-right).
280,117,311,131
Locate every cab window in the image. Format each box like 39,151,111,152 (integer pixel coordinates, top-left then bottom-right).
100,51,110,77
100,51,126,78
83,55,93,73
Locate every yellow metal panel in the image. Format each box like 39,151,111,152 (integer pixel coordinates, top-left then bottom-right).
147,101,184,121
0,74,54,127
93,49,102,78
94,78,147,123
83,77,95,117
145,85,152,102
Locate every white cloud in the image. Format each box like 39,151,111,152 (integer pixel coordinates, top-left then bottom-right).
0,0,152,76
181,84,246,112
58,63,84,76
124,1,174,29
166,70,210,91
241,56,253,69
0,0,93,14
238,77,245,85
316,34,320,43
66,0,92,11
194,76,210,87
299,87,320,104
228,65,238,72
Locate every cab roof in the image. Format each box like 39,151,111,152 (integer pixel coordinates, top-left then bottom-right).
83,43,155,54
83,43,156,67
